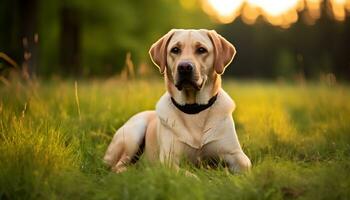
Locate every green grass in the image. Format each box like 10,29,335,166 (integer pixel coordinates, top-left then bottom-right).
0,78,350,199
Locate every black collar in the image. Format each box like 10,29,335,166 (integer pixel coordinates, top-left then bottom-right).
171,94,218,114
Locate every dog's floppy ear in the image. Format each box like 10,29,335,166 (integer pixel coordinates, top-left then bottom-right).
149,30,175,74
207,30,236,75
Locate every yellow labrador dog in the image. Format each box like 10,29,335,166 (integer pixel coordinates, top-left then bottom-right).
104,29,251,173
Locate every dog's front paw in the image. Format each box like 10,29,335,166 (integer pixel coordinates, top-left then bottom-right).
231,152,251,173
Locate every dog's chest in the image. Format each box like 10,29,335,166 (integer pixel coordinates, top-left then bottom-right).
156,90,235,149
160,110,214,148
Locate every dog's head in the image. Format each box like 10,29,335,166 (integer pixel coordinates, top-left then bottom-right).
149,29,236,104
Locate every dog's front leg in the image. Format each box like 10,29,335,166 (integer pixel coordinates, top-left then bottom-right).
159,138,199,179
216,118,252,173
159,139,180,169
160,152,198,179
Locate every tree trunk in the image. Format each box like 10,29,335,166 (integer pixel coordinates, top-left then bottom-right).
59,6,81,76
19,0,39,77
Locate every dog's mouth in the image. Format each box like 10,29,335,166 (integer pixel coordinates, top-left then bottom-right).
175,79,203,91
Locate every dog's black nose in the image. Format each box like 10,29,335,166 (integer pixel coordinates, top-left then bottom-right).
178,62,194,74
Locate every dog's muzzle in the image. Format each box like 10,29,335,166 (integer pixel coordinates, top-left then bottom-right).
175,61,201,91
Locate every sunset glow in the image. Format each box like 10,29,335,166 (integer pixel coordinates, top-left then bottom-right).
201,0,350,27
202,0,244,23
247,0,300,16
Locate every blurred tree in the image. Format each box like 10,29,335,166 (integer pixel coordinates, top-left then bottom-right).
59,6,81,76
0,1,19,68
0,0,39,76
19,0,39,76
1,0,349,79
2,0,213,77
221,2,350,80
36,0,213,76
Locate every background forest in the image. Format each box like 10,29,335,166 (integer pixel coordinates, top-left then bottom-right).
1,0,350,80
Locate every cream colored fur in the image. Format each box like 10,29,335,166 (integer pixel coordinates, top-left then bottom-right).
104,29,251,173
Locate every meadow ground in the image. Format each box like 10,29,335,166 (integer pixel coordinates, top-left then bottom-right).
0,78,349,199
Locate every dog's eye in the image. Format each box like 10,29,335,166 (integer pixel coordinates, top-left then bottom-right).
196,47,208,54
170,47,181,54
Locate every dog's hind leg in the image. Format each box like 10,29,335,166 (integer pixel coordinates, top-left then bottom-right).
104,111,156,172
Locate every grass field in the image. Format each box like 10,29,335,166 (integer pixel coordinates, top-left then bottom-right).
0,78,349,199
